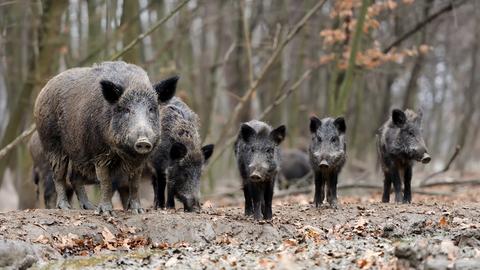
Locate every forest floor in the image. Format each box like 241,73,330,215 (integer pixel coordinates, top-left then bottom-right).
1,187,480,270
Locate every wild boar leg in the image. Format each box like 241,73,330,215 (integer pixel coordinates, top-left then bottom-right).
95,166,113,215
382,171,392,203
243,182,253,216
71,182,95,210
52,157,71,209
314,171,325,208
327,173,338,208
252,184,263,220
67,163,95,210
166,182,176,209
128,171,145,214
403,165,413,203
263,180,274,220
390,169,402,203
154,172,167,209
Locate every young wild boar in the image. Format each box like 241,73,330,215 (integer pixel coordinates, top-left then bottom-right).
377,109,431,203
28,131,71,208
34,61,177,215
234,120,286,220
278,149,311,189
150,97,214,212
309,116,346,208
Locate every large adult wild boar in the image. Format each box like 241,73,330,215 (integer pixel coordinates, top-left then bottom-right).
34,61,177,214
377,109,431,203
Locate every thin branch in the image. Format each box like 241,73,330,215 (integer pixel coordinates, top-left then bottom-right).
274,185,451,198
110,0,190,61
258,69,312,120
421,145,461,184
0,124,36,160
0,1,190,161
205,68,312,171
240,0,254,87
204,182,452,201
215,0,327,147
419,179,480,188
383,0,467,53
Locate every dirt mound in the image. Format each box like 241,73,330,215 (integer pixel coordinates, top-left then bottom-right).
1,196,479,269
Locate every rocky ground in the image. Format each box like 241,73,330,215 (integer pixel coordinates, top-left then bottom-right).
1,188,480,270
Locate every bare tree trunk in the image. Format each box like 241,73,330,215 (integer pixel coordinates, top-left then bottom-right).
0,0,68,200
224,2,250,125
121,0,142,64
456,2,480,172
402,0,433,109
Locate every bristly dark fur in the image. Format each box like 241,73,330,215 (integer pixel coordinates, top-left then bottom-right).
377,108,430,203
308,116,346,208
234,120,286,220
150,97,214,212
278,149,311,190
34,61,174,214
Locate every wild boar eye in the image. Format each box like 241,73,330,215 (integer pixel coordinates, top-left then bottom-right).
116,106,130,114
331,137,338,143
149,107,156,114
266,148,273,154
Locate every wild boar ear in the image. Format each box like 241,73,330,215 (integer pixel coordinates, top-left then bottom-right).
309,116,321,133
240,124,256,142
154,75,179,103
334,117,346,134
170,142,187,161
201,144,215,162
271,125,286,145
392,109,406,127
100,80,124,104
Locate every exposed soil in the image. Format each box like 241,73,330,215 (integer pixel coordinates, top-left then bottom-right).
1,190,480,270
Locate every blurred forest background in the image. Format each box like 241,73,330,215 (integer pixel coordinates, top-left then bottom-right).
0,0,479,210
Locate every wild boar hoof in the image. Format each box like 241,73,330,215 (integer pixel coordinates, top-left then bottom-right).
131,207,145,214
95,202,114,216
253,211,263,220
80,201,96,210
56,200,71,210
128,200,144,214
315,202,322,208
330,202,339,209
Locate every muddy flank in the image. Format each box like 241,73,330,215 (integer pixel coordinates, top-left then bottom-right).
1,193,479,269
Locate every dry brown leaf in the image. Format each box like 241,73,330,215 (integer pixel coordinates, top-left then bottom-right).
439,216,449,228
203,200,214,208
153,242,170,249
357,258,369,268
283,238,298,247
258,257,275,269
102,226,116,243
33,234,50,244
